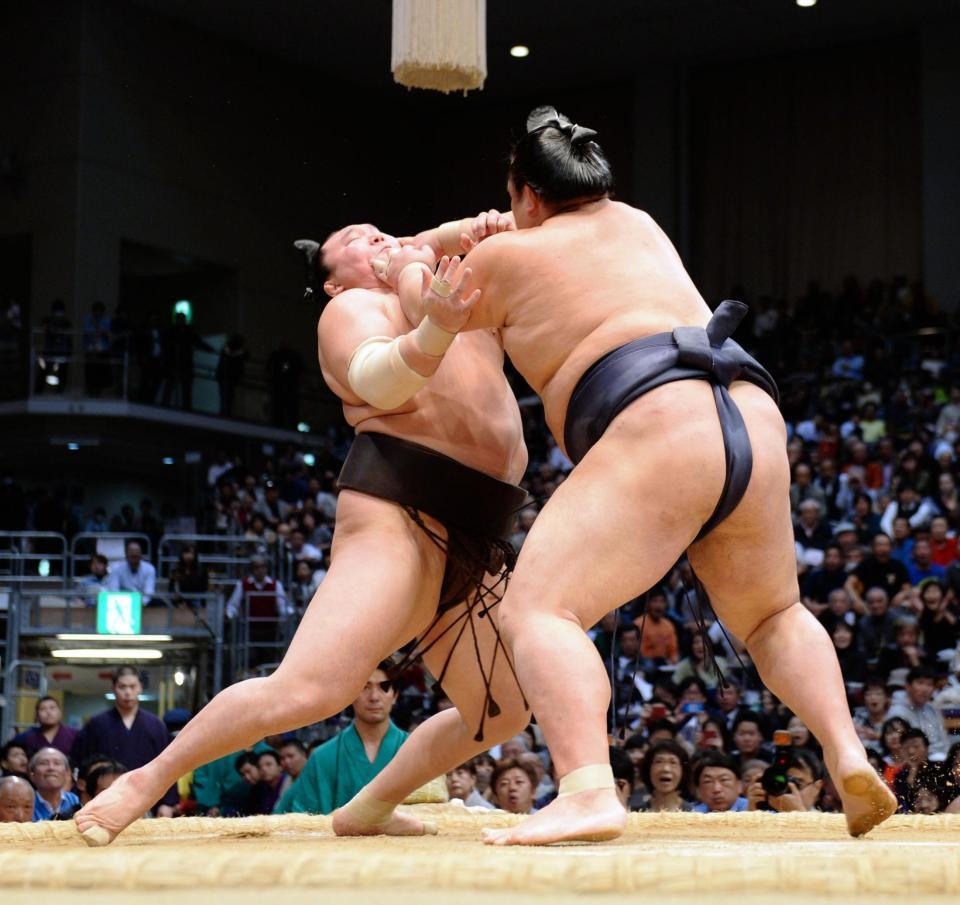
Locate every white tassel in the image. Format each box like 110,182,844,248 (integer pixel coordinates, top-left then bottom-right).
391,0,487,94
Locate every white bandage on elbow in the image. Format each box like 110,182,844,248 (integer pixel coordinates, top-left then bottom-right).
347,336,428,410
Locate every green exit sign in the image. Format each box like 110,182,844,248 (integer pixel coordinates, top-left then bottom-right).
97,591,142,635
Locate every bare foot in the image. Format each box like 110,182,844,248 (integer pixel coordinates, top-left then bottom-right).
332,805,437,837
74,769,162,846
836,763,898,837
482,789,626,846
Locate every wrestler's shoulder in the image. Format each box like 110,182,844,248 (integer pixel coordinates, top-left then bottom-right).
317,288,394,334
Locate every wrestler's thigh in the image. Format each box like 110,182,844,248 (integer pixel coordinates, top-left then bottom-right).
420,580,530,733
273,491,446,693
505,396,727,630
688,384,799,640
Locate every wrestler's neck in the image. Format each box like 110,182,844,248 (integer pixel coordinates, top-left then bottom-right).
534,195,610,227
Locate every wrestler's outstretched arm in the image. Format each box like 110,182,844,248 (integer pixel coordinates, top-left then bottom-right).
400,209,515,258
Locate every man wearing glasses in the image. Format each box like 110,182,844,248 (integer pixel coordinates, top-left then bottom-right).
288,662,407,815
745,748,826,812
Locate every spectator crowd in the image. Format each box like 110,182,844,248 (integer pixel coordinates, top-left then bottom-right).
3,273,960,823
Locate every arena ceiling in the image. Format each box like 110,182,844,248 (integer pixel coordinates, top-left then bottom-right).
132,0,956,98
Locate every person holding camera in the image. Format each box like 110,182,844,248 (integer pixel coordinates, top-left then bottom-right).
746,748,825,812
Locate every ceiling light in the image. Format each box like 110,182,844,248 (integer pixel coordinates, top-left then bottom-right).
67,442,79,451
297,422,310,433
55,633,173,642
162,457,175,465
796,0,816,7
51,648,163,659
510,45,529,58
302,453,316,467
46,374,60,386
174,670,185,686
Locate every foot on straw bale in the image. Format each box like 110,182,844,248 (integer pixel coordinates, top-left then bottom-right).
332,804,437,837
834,758,897,837
75,769,161,846
482,788,625,846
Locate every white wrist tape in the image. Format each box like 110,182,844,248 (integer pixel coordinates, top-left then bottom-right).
347,335,428,410
557,764,616,798
437,220,466,256
414,317,456,357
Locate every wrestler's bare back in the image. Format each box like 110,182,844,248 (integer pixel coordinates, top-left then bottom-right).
460,200,775,450
317,286,527,485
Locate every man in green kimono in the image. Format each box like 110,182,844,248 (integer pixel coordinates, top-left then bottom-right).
290,662,407,814
193,740,272,816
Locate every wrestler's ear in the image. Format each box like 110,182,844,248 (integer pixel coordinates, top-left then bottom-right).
324,279,344,298
521,185,542,221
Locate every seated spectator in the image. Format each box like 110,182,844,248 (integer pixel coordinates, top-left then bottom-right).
853,678,890,751
745,748,825,813
880,716,911,786
193,743,272,816
609,746,635,811
75,553,109,602
291,662,407,814
105,540,157,605
289,559,324,613
831,340,864,381
786,716,822,760
13,696,78,759
170,545,209,607
917,579,958,657
84,506,110,533
882,484,938,539
907,539,946,586
75,754,120,806
672,632,726,691
254,750,286,814
286,527,322,567
445,761,495,810
633,588,679,664
832,621,867,685
790,463,827,512
889,516,915,566
849,495,882,545
694,716,732,754
225,555,291,665
732,713,771,768
29,747,78,820
818,587,858,634
877,619,929,676
274,739,309,813
794,499,832,566
0,776,35,823
85,761,127,801
801,544,848,610
886,666,950,759
691,751,748,813
935,472,960,527
471,753,496,804
859,587,899,664
846,533,911,613
892,729,940,813
0,742,29,779
635,740,693,813
929,516,958,568
490,758,538,815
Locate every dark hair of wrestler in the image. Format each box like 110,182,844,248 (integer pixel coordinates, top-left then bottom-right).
508,105,614,205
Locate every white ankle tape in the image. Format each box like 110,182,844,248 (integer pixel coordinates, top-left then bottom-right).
345,789,396,826
557,764,616,797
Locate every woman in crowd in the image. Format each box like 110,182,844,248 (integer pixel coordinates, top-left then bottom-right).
636,740,693,813
831,622,867,685
491,759,538,815
171,545,209,608
880,716,911,787
787,715,823,760
916,579,958,656
672,632,727,691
